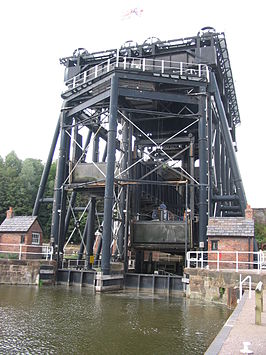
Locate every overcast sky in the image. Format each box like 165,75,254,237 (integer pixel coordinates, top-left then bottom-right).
0,0,265,207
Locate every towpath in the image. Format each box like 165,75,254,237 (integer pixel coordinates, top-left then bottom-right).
206,290,266,354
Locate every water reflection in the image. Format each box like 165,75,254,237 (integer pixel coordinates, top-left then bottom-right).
0,285,231,354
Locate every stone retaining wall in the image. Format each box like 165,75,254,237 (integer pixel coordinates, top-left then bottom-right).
185,268,266,308
0,259,56,285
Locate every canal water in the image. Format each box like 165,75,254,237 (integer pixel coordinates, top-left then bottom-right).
0,285,231,354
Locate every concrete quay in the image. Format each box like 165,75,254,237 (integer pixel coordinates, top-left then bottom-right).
206,290,266,354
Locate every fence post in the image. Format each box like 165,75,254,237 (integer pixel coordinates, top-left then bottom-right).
142,58,146,71
201,251,203,269
217,251,219,271
19,244,22,260
255,281,263,325
236,251,238,272
50,246,53,261
198,64,201,77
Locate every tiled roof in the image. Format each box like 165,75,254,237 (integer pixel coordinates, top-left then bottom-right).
0,216,38,232
207,217,254,237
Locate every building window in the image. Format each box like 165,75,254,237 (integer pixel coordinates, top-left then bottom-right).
32,233,40,245
211,240,218,251
21,235,25,244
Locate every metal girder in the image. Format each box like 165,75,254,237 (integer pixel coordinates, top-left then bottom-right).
136,136,191,146
117,71,207,88
66,90,111,118
118,87,198,105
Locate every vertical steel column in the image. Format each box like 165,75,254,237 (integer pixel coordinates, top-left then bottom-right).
117,116,129,259
207,98,213,217
85,197,96,269
32,117,60,216
64,121,86,235
82,129,93,162
84,131,99,266
92,132,99,163
214,122,221,216
50,111,70,247
225,149,230,195
124,121,133,272
58,123,72,255
210,72,247,214
198,87,208,249
189,136,195,246
102,143,107,162
221,138,226,196
78,220,88,261
101,75,118,275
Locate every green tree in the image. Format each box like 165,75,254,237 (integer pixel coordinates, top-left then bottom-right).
2,151,22,218
255,223,266,247
0,155,7,223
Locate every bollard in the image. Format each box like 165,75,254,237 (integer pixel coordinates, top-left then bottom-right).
255,281,263,325
240,342,253,354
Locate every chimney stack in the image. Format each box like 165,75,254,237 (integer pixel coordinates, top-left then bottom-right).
245,204,253,220
6,207,14,219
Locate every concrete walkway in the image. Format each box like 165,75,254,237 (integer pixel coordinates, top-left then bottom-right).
206,291,266,354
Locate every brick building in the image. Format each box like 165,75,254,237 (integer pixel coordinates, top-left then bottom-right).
207,206,255,269
0,208,43,259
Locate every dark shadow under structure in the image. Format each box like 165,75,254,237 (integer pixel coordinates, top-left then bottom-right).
33,27,247,275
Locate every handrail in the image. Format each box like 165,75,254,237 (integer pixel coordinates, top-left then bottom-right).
186,250,264,273
64,56,209,92
239,274,251,301
0,243,53,260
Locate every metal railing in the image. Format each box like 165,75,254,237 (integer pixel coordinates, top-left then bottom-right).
62,258,101,270
0,243,53,260
186,250,265,273
65,56,209,91
239,274,251,300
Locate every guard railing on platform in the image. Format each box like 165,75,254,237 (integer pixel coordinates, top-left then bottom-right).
65,56,209,91
62,258,101,270
0,243,53,260
186,250,265,273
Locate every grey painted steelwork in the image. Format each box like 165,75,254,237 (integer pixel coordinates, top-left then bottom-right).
56,269,183,294
33,28,247,275
32,117,60,216
101,75,119,275
132,221,186,251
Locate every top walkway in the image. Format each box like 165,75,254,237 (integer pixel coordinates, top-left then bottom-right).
206,290,266,354
64,56,209,94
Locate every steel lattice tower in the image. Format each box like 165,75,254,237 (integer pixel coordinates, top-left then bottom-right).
33,27,246,275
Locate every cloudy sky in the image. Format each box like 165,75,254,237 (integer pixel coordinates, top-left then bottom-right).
0,0,265,207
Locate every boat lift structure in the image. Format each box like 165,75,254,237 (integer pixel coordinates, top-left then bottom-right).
33,27,246,276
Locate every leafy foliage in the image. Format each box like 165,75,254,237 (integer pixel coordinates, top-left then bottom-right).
0,152,55,240
0,152,101,244
255,222,266,245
